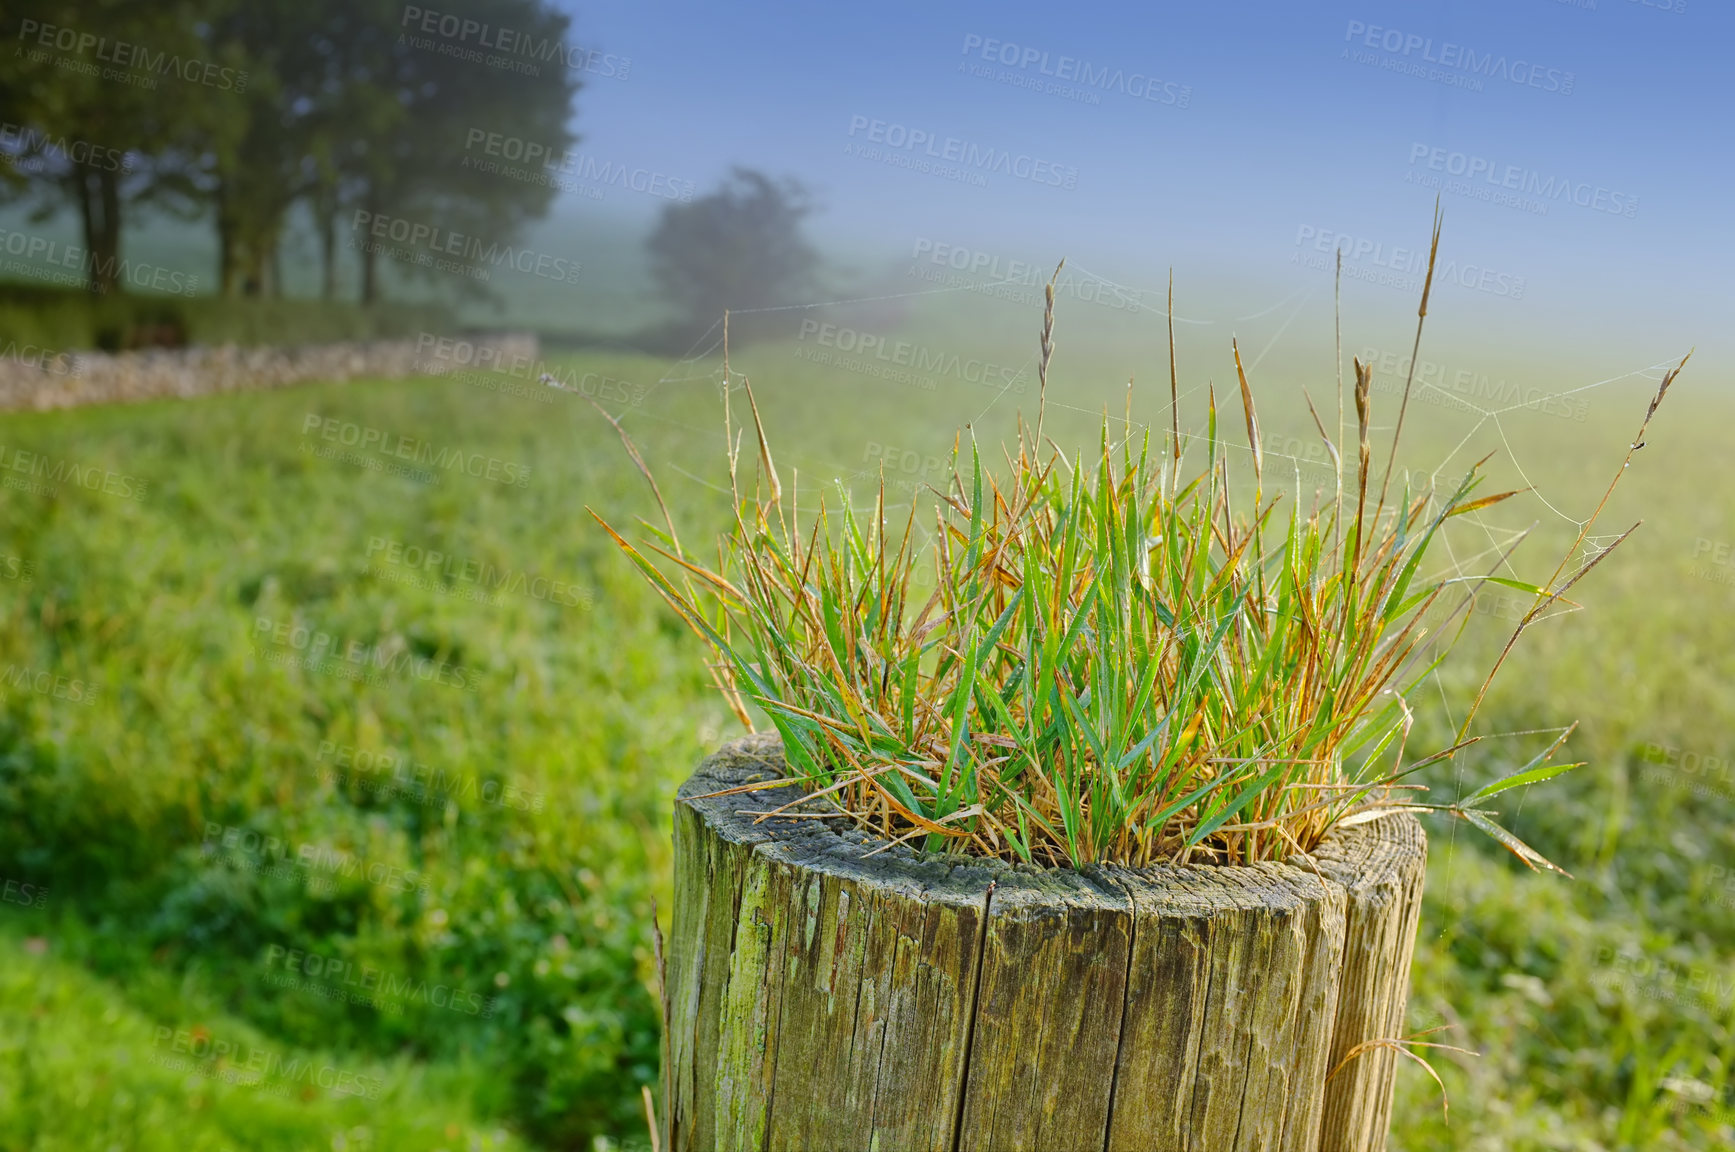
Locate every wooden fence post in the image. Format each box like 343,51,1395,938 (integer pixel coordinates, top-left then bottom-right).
665,735,1426,1152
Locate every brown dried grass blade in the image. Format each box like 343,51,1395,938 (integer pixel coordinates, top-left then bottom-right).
1326,1031,1473,1123
588,397,681,555
1455,352,1688,741
1036,258,1064,452
1379,198,1444,512
1352,357,1372,571
1168,269,1182,484
1446,488,1530,518
1232,337,1262,491
1303,389,1341,482
740,376,782,506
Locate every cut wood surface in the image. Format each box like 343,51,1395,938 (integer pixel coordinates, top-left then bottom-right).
665,736,1427,1152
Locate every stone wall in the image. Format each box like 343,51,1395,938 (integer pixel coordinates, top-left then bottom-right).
0,333,540,413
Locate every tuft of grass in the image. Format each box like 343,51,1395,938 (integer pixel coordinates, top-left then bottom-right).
594,221,1686,871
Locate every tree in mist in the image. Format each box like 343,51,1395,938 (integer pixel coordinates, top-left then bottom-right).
646,167,818,345
0,0,227,294
328,0,579,305
189,0,579,300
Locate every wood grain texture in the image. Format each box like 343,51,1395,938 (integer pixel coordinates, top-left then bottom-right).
956,865,1132,1151
664,737,1426,1152
1095,859,1347,1151
1311,813,1430,1152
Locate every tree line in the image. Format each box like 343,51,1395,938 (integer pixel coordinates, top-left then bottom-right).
0,0,577,300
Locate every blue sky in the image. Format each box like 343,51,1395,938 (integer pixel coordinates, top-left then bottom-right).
552,0,1728,368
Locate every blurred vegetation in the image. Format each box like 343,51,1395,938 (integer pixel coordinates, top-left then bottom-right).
0,918,527,1151
0,353,722,1149
0,283,456,352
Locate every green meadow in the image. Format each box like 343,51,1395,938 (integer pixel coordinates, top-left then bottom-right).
0,297,1731,1148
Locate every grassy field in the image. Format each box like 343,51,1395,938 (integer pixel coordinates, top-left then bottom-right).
0,299,1731,1148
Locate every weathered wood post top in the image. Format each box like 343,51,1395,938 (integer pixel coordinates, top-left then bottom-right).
665,734,1426,1152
